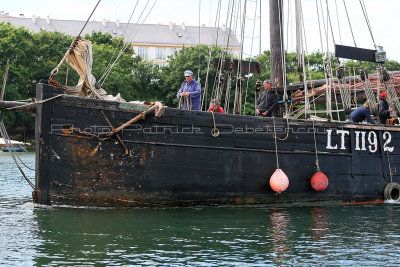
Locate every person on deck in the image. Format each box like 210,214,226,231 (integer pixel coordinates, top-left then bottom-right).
378,92,392,125
350,101,373,124
177,70,201,111
207,99,225,113
255,79,278,117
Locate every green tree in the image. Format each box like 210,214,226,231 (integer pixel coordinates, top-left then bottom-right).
2,22,400,140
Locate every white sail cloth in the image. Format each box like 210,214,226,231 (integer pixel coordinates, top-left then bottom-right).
65,39,125,102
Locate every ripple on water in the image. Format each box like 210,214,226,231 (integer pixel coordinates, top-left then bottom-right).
2,154,400,265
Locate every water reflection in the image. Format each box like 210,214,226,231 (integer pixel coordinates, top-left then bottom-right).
32,207,274,265
268,208,291,264
310,207,329,241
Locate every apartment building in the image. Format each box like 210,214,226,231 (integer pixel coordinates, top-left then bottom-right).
0,15,241,66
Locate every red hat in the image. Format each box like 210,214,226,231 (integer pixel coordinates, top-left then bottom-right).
380,92,387,98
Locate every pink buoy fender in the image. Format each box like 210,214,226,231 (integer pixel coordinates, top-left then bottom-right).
311,172,329,191
269,169,289,193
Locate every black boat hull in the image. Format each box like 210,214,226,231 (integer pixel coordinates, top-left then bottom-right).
33,84,400,207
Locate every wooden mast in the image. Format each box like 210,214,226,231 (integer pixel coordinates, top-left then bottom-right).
269,0,284,88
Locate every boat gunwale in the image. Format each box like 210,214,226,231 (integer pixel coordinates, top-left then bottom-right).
46,88,400,132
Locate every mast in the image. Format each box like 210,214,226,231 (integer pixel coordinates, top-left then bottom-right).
269,0,284,88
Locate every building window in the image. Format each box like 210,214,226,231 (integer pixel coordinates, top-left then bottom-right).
156,48,166,60
138,47,147,59
170,48,176,56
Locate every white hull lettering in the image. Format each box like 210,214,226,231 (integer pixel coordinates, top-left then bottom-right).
327,129,394,153
383,132,394,152
368,131,377,153
337,130,350,150
326,130,337,150
355,131,367,151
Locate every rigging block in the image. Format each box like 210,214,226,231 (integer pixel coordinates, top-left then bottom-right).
213,58,261,74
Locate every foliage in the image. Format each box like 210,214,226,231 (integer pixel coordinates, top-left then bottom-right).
0,23,73,130
1,22,400,139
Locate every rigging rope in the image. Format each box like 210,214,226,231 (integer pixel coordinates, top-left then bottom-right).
334,0,342,45
359,0,377,49
100,0,158,87
233,0,242,114
78,0,102,37
315,0,332,120
50,0,102,79
380,68,400,116
243,0,259,114
360,68,378,115
224,71,233,113
221,0,237,114
296,0,309,118
202,0,221,111
325,0,336,47
322,0,340,121
100,0,151,83
233,0,247,115
197,0,201,81
352,67,357,107
343,0,357,47
255,0,262,115
336,67,352,115
99,0,139,83
298,3,316,117
279,0,288,116
211,0,233,108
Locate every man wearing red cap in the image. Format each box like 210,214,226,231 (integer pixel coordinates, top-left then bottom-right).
378,91,392,124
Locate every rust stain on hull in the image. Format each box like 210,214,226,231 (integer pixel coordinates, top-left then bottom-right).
140,147,147,166
90,142,101,157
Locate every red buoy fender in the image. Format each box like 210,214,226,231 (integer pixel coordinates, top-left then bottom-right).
270,169,289,193
311,172,329,191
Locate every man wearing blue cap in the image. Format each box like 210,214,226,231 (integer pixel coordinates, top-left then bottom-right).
176,70,201,110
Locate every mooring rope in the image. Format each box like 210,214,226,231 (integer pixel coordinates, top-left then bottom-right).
2,94,66,111
274,117,290,141
210,111,220,137
381,125,394,183
312,120,321,172
0,119,34,189
178,96,192,110
272,117,280,169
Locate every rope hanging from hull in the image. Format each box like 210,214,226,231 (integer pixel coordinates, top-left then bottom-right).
0,119,34,189
312,120,321,172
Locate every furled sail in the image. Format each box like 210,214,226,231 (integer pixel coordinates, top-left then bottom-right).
65,38,124,102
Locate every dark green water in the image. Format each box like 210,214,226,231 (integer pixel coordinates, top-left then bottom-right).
1,153,400,266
